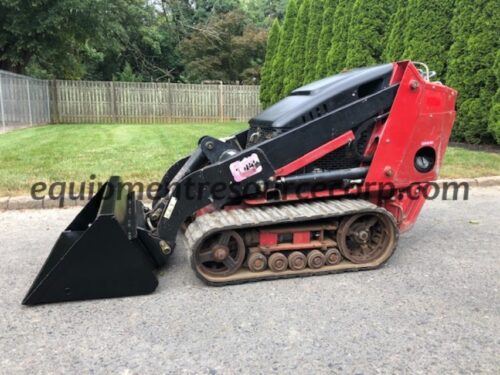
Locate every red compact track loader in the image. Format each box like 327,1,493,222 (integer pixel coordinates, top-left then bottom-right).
23,61,457,305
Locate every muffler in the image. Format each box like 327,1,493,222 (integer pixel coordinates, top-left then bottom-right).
22,177,160,305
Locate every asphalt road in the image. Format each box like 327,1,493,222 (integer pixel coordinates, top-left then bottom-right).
1,187,499,374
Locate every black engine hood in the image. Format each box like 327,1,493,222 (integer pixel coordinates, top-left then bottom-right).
250,64,394,129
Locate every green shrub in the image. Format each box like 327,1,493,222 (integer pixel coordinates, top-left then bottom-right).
315,1,338,78
326,0,353,74
260,19,281,108
270,0,299,103
345,0,395,69
283,0,311,95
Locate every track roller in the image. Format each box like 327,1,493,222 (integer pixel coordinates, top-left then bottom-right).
288,251,307,271
325,248,343,266
307,250,326,269
248,252,267,272
269,253,288,272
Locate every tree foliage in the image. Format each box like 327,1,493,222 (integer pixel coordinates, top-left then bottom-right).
403,0,454,78
179,10,267,83
382,0,408,62
489,51,500,143
260,19,281,107
114,63,143,82
345,0,394,69
445,0,476,141
0,0,273,82
446,0,499,143
260,0,499,143
283,0,311,94
241,0,288,26
190,0,241,23
303,0,324,83
315,1,338,79
0,0,132,79
270,0,299,103
326,0,353,74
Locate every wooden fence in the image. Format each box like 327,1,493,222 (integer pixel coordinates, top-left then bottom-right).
51,80,261,124
0,70,262,132
0,70,51,132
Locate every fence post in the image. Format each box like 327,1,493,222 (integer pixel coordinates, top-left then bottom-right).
219,82,224,122
167,82,172,123
109,81,118,122
45,81,51,124
26,80,33,126
0,75,5,133
49,80,60,123
153,82,158,123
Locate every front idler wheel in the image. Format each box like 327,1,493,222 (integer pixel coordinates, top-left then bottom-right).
337,213,396,264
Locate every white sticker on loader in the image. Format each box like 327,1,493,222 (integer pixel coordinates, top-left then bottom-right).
229,153,263,182
163,197,177,219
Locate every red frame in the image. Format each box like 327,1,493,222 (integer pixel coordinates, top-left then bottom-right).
258,230,311,247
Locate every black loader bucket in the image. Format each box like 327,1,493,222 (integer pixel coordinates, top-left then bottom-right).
22,177,159,305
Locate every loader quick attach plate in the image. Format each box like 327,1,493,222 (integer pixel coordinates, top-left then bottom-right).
22,177,158,305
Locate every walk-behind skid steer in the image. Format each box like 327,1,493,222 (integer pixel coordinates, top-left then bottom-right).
23,61,457,305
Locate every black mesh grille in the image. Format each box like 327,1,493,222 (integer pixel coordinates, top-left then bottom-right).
308,145,359,171
296,124,373,174
294,126,373,174
246,123,373,173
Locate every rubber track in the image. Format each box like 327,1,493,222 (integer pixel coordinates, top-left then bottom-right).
183,199,399,285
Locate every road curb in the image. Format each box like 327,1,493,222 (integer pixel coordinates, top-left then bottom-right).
0,176,499,211
0,194,155,211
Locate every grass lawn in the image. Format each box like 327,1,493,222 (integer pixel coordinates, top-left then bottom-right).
0,123,499,196
0,123,247,196
440,147,500,179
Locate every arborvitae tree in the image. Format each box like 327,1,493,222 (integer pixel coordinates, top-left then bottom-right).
344,0,394,69
283,0,311,95
326,0,354,74
402,0,454,79
315,1,338,79
446,0,499,143
260,19,282,108
445,0,475,141
303,0,325,83
488,94,500,143
270,0,299,103
383,0,408,62
489,51,500,143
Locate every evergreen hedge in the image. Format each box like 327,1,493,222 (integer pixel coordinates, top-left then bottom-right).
315,1,338,79
270,0,299,104
303,0,325,84
345,0,394,69
261,0,499,144
283,0,311,95
260,19,281,108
